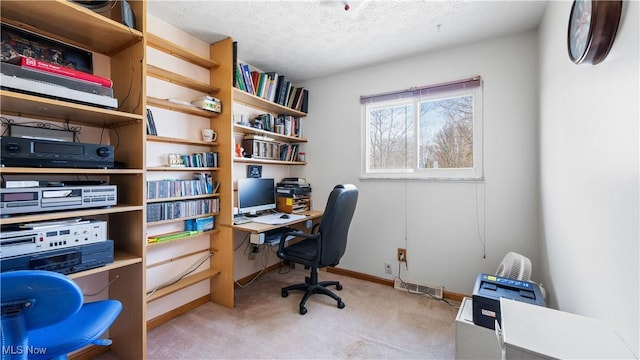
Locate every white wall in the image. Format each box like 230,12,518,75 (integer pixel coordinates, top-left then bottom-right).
538,1,639,355
297,31,541,294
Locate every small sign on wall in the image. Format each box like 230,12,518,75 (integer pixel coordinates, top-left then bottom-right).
247,165,262,178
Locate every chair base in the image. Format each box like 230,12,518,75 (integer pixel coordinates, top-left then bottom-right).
281,268,345,315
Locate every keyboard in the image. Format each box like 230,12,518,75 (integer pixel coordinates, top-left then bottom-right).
264,228,299,246
233,215,253,225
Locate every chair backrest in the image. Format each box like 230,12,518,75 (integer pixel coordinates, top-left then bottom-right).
318,184,358,267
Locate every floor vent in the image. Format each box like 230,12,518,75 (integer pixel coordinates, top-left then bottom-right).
394,278,444,299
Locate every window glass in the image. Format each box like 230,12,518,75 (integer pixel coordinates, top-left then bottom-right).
362,80,483,180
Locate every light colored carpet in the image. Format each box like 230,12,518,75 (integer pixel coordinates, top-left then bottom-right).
145,267,458,359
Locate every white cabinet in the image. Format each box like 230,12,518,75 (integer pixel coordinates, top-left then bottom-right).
455,297,502,359
498,298,636,359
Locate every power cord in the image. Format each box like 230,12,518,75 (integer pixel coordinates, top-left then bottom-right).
83,274,120,297
146,251,213,298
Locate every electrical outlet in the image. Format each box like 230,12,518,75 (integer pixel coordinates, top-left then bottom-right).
385,263,392,274
397,248,407,262
249,245,259,260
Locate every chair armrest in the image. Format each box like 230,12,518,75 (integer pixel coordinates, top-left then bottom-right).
277,229,320,256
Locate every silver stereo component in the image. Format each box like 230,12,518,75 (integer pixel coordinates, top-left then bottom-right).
0,185,117,216
1,219,107,258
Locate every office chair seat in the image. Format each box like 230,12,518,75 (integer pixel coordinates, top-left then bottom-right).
27,300,123,360
1,270,122,360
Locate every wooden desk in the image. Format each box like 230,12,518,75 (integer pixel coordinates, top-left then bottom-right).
230,210,323,234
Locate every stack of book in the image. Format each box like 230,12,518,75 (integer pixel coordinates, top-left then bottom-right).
235,62,308,113
146,198,219,223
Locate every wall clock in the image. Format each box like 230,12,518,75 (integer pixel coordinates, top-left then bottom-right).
567,0,622,65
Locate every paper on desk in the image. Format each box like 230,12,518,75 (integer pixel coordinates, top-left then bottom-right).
252,213,307,225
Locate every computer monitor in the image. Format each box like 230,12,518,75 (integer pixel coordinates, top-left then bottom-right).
237,177,276,215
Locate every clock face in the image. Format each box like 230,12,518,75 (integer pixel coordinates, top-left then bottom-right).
568,0,592,62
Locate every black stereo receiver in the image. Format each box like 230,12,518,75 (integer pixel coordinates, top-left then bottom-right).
1,136,114,168
0,240,114,275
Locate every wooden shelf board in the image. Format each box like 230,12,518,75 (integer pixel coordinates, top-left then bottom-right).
233,88,306,117
0,1,143,55
68,251,142,279
147,229,220,248
0,90,142,127
147,212,219,226
0,205,143,226
147,97,220,118
147,193,220,204
146,134,219,147
146,268,220,303
233,157,306,166
147,166,219,172
233,124,307,143
147,65,220,94
147,33,219,69
0,167,143,175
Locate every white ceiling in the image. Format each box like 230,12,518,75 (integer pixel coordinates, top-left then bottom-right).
147,0,549,83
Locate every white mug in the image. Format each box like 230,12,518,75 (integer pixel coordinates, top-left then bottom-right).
202,128,217,142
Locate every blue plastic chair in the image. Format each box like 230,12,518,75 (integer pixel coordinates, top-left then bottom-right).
1,270,122,360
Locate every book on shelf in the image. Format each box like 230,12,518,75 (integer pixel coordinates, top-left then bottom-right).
146,108,158,136
301,89,309,113
10,56,113,88
147,230,199,244
265,71,279,103
235,64,246,92
232,41,238,88
240,63,254,95
276,78,289,106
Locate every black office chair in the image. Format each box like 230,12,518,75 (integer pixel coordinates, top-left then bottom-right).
277,184,358,315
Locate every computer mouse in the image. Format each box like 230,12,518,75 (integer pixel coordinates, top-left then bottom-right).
280,214,290,219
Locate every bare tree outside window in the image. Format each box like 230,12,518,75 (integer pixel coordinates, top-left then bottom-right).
368,104,414,170
419,95,473,169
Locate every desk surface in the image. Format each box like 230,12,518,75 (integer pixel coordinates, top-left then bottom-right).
230,210,323,233
500,298,636,359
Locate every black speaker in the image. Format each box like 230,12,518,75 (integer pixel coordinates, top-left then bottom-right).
72,0,136,29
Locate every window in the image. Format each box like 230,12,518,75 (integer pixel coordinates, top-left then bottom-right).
361,76,483,180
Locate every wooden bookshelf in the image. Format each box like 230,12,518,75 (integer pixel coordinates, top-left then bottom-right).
0,205,143,226
147,33,218,69
233,157,306,166
147,64,220,94
147,96,220,118
233,88,306,117
0,90,143,127
147,193,219,204
0,1,147,357
147,166,219,172
233,124,307,143
147,134,219,147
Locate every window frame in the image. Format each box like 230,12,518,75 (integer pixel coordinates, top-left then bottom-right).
360,78,484,181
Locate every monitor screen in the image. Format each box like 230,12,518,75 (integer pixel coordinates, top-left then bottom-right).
237,177,276,215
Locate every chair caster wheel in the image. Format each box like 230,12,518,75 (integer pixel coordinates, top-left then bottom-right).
337,301,345,309
282,290,288,298
299,306,307,315
336,284,343,291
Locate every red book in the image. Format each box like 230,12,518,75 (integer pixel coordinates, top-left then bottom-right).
18,56,113,88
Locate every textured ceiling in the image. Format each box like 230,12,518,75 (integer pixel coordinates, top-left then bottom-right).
147,0,549,83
